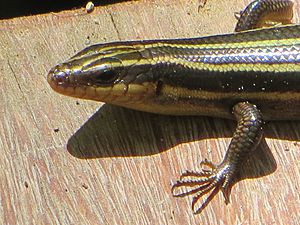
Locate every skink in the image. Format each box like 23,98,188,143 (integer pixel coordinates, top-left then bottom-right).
48,0,297,214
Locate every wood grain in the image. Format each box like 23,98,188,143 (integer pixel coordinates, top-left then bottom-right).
0,0,299,224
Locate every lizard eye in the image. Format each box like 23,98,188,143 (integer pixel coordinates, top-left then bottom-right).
93,69,118,84
81,57,123,86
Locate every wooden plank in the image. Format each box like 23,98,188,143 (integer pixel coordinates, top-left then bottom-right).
0,0,299,224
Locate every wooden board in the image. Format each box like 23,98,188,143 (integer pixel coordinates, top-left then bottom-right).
0,0,299,224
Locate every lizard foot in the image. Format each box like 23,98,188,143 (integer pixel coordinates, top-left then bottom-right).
172,159,235,214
